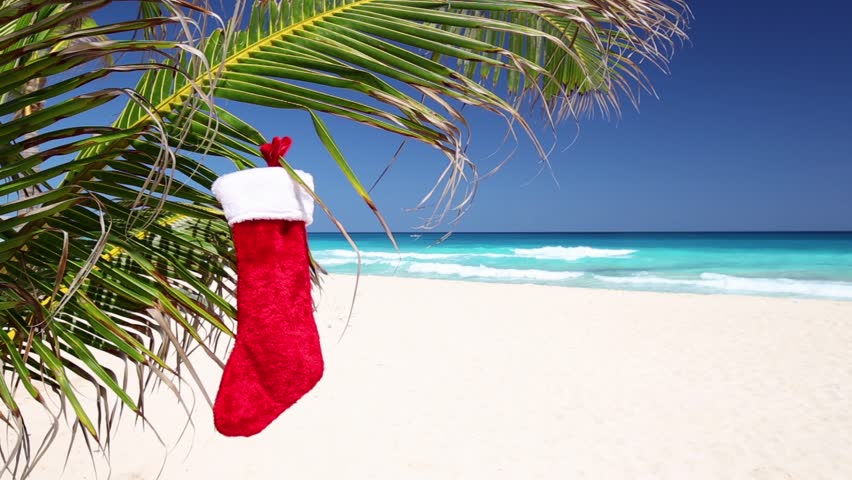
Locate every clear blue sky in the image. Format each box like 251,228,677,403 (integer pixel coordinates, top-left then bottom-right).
104,2,852,232
262,0,852,231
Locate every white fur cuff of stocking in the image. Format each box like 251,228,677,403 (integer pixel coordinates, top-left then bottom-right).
212,167,315,226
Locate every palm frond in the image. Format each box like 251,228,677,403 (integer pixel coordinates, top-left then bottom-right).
0,2,236,475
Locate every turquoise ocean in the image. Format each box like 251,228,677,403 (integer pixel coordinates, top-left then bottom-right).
309,232,852,301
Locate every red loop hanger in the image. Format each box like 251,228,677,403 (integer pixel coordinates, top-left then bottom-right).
259,136,292,167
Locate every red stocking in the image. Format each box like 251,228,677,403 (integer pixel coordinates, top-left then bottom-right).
211,137,323,437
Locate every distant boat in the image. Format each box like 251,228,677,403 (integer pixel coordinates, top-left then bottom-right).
410,234,422,239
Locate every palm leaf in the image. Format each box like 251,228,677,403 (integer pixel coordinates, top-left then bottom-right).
0,1,236,474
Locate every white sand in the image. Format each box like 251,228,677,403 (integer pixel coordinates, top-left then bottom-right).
23,275,852,480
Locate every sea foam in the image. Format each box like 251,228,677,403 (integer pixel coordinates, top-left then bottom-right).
512,246,636,261
595,272,852,299
316,249,464,260
317,258,385,266
407,263,584,281
316,245,636,263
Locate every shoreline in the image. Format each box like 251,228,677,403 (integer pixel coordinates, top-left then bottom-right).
324,272,852,305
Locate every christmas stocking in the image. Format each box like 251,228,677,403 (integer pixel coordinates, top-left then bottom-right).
210,136,324,437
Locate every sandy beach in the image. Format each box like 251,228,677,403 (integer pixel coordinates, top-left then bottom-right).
26,275,852,480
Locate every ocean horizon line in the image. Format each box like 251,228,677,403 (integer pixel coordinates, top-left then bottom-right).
310,230,852,235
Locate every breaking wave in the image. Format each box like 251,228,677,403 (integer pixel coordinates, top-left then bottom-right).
594,272,852,299
406,263,584,281
512,246,636,261
316,249,464,261
315,245,636,263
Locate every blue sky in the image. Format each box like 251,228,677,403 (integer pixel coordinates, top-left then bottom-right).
260,1,852,232
99,1,852,232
